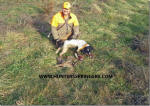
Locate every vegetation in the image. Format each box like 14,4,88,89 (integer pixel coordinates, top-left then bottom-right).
0,0,149,105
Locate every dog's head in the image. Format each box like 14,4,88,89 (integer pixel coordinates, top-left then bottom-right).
81,45,94,56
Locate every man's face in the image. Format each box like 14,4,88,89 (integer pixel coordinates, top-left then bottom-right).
62,8,70,15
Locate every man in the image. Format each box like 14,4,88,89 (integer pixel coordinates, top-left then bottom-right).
50,2,79,47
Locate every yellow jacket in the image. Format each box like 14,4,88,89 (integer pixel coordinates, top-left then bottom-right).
50,11,79,40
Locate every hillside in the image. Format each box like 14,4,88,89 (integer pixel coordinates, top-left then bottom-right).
0,0,149,105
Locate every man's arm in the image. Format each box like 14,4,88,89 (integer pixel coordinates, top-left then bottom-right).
72,26,79,39
51,26,59,40
50,15,59,40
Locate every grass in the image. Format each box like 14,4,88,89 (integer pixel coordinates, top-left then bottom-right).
0,0,149,105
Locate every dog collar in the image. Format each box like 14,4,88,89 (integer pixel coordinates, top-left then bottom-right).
79,44,89,51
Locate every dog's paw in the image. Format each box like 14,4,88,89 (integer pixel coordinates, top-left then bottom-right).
56,51,59,54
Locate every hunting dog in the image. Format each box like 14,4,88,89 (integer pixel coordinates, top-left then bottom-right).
56,39,93,58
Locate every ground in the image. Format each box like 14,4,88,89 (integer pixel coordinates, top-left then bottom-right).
0,0,149,105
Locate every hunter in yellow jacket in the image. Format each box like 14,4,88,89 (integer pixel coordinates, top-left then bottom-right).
50,2,79,44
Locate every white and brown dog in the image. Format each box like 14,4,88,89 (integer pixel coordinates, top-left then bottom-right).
56,39,93,58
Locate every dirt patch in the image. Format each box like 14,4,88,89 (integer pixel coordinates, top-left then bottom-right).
113,57,149,105
123,93,148,105
130,34,149,55
32,14,51,38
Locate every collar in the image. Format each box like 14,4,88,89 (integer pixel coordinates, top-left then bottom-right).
79,44,89,51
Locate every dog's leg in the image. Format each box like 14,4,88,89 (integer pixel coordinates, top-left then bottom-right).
76,48,81,53
59,46,68,57
56,47,61,54
74,52,78,58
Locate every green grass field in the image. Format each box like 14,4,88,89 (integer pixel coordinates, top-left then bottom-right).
0,0,149,105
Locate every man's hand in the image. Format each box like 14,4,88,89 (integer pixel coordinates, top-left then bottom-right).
61,38,67,41
61,32,72,41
